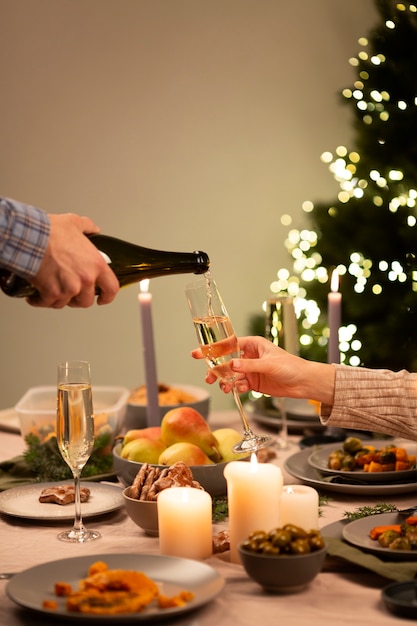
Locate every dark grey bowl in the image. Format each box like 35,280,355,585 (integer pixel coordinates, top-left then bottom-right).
122,487,159,536
238,543,327,592
113,442,241,497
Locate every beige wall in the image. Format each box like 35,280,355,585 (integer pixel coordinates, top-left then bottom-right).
0,0,377,410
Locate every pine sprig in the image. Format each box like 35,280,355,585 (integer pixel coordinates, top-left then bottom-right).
343,503,397,521
212,497,228,522
23,433,113,482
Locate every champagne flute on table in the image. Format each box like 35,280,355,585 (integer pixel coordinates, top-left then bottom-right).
185,276,271,453
265,295,299,449
56,360,100,543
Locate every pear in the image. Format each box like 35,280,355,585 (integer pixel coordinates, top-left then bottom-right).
213,428,250,462
158,442,214,466
123,426,162,446
161,407,221,462
121,437,166,464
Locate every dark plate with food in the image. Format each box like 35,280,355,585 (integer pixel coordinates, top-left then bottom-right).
308,438,417,484
342,512,417,561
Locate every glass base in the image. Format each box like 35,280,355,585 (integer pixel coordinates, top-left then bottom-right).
233,433,272,454
57,528,101,543
275,436,293,450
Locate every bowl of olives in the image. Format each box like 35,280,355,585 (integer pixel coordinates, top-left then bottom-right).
238,524,327,592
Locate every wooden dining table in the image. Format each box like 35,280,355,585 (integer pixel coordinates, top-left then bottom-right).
0,407,416,625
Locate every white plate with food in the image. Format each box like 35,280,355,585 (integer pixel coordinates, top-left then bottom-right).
342,512,417,561
308,440,417,484
6,553,225,622
0,481,123,521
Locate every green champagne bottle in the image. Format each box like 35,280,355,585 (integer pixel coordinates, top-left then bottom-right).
0,234,210,298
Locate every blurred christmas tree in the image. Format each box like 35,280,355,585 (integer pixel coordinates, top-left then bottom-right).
259,0,417,371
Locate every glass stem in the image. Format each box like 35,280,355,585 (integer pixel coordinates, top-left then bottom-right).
232,387,254,436
72,471,85,534
277,397,287,440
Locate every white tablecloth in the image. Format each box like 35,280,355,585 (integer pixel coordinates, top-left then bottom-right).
0,410,414,625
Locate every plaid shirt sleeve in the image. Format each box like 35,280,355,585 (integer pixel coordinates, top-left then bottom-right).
0,197,50,279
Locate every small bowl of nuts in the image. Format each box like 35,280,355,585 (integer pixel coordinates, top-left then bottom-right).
122,488,159,536
122,461,206,536
238,524,327,592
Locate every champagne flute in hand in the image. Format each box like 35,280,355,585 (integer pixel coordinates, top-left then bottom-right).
56,361,100,542
185,277,271,453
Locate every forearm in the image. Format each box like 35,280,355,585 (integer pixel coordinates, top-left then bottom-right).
0,197,50,279
296,360,336,405
320,364,417,439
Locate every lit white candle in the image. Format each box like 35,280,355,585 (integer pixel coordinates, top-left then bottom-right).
138,280,160,427
224,455,283,563
327,269,341,364
280,484,319,530
157,487,213,560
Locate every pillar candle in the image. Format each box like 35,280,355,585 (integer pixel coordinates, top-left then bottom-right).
280,484,319,530
138,280,160,427
224,455,283,563
157,487,213,560
327,269,341,364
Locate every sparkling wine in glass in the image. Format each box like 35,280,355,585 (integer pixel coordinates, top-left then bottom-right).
56,361,100,542
185,276,271,453
265,295,299,449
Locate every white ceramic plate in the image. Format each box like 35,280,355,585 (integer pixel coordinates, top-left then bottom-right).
308,441,417,484
342,512,417,561
6,553,225,622
284,446,417,495
0,481,123,520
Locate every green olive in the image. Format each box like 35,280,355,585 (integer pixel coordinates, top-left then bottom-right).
290,538,311,554
282,524,308,540
268,528,292,548
247,530,268,543
308,533,325,551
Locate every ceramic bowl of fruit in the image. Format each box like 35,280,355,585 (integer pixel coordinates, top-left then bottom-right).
123,383,210,431
238,525,327,592
113,407,249,497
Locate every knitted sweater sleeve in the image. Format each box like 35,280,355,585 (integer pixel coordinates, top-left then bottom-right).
320,364,417,440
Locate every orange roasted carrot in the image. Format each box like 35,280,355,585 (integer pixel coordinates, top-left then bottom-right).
405,516,417,525
369,524,401,540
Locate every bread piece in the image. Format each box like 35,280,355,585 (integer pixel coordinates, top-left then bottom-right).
39,485,90,505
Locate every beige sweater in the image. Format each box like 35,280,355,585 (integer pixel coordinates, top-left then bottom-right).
320,364,417,440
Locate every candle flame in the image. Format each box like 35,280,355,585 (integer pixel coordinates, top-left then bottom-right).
330,269,339,293
286,486,295,495
250,452,258,471
140,279,150,293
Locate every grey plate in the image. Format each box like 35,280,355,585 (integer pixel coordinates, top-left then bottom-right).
342,512,417,561
271,397,320,421
6,553,224,622
0,481,123,521
285,446,417,495
308,440,417,484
